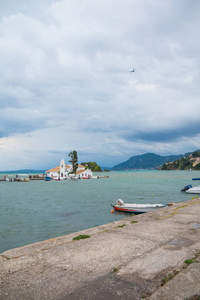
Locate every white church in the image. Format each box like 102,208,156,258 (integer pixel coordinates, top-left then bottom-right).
46,159,93,179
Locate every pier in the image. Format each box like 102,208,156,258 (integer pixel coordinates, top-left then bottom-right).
1,198,200,299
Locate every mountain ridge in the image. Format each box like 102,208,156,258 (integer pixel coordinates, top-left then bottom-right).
111,152,187,170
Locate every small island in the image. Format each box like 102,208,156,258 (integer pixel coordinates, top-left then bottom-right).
45,151,108,180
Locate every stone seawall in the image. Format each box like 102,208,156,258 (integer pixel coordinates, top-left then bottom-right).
1,198,200,300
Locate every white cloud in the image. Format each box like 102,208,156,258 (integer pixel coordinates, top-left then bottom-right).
0,0,200,170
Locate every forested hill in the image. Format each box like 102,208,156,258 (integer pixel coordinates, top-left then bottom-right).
160,150,200,170
111,153,184,170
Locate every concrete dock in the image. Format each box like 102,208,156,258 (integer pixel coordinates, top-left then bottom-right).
1,198,200,300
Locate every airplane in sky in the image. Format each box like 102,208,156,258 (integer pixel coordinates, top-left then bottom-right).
130,68,135,72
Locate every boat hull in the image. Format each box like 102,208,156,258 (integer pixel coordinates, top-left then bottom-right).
113,205,165,214
181,184,200,194
112,199,166,214
185,187,200,194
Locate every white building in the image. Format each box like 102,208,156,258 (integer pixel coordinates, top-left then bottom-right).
46,159,93,179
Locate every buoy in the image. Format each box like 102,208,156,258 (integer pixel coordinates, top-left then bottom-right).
152,194,154,196
111,209,114,213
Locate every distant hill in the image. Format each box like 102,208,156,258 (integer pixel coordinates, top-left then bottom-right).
160,150,200,170
0,169,45,174
111,153,184,170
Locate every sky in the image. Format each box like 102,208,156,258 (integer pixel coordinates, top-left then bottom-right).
0,0,200,170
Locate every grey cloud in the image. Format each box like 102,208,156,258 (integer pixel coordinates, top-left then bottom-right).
0,0,200,170
122,121,200,143
0,113,49,138
48,150,66,155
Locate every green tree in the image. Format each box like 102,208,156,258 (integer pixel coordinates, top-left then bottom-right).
194,163,200,170
192,151,200,158
161,163,167,170
94,165,101,172
68,150,78,173
81,162,102,172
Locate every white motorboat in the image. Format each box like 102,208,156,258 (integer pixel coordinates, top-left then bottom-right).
181,178,200,194
111,199,166,214
181,184,200,194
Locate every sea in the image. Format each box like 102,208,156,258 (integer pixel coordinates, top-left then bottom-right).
1,170,200,253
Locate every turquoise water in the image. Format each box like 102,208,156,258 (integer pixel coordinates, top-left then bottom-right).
0,170,200,253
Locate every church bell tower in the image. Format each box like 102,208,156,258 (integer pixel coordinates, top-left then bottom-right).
60,159,65,178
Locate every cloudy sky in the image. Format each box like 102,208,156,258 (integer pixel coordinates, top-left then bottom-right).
0,0,200,170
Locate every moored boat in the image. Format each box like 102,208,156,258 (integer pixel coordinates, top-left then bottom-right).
4,174,29,182
181,178,200,194
111,199,166,214
181,184,200,194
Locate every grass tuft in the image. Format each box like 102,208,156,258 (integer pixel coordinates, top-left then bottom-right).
184,258,198,265
112,268,119,273
117,224,126,228
73,234,90,241
161,270,179,286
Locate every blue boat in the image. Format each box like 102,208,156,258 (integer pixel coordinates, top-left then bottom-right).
44,176,52,181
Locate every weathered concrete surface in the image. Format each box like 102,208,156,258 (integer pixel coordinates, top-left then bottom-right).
0,198,200,300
